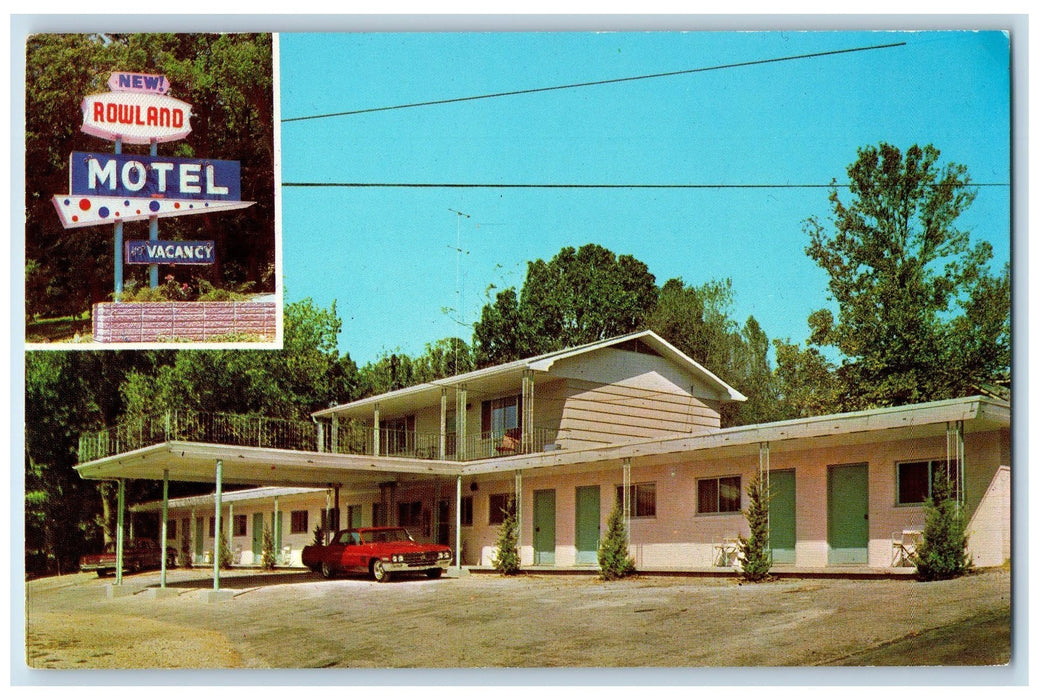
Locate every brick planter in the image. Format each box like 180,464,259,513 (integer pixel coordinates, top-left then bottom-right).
92,301,277,343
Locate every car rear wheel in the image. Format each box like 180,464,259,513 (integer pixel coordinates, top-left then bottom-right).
371,560,392,583
426,568,442,579
320,561,336,579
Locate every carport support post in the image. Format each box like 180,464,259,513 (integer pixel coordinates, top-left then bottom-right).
213,459,223,591
514,470,523,561
947,421,966,509
160,469,169,589
622,459,631,549
455,475,462,567
759,442,770,536
115,479,125,586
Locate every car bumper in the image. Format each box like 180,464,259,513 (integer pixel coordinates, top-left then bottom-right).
379,560,450,572
79,562,115,572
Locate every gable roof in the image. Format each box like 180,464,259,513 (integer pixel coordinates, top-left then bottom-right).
312,329,745,420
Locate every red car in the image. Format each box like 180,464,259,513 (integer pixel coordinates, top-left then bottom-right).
302,527,452,582
79,538,175,577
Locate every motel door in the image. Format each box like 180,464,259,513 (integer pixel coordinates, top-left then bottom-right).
194,516,204,560
437,500,451,547
533,489,556,566
575,485,600,566
769,470,796,565
827,463,869,565
252,513,264,561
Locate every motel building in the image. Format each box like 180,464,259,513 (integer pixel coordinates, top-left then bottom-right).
75,330,1010,589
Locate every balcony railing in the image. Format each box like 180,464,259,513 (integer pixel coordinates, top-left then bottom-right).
78,410,560,464
77,411,318,463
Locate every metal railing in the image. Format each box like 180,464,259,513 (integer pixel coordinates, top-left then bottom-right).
77,410,317,463
78,410,560,464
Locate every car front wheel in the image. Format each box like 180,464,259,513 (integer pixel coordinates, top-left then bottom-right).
320,561,335,579
426,568,443,579
371,560,392,583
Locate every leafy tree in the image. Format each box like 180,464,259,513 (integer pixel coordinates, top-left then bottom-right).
473,244,657,365
491,501,520,575
771,338,842,419
597,504,636,581
738,473,772,582
912,467,971,581
25,33,274,323
804,143,1009,409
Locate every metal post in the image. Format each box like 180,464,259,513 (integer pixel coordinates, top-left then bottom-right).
759,442,771,545
113,137,123,300
455,475,462,567
456,386,468,461
440,388,447,459
160,470,169,589
213,459,222,591
622,458,632,549
115,479,125,586
514,470,523,563
316,420,325,453
273,496,280,565
522,370,534,453
325,489,333,544
373,403,381,457
149,139,159,288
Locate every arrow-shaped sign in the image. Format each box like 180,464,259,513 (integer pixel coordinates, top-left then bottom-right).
52,194,253,229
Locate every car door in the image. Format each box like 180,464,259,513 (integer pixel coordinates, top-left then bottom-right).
337,531,365,572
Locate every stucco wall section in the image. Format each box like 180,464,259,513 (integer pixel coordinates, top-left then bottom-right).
93,301,277,342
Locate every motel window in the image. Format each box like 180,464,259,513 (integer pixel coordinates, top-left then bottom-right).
398,501,422,528
698,476,742,514
166,519,177,539
461,496,474,527
897,459,959,505
482,395,521,439
291,510,309,534
233,515,247,537
615,483,657,518
208,517,216,538
489,493,516,525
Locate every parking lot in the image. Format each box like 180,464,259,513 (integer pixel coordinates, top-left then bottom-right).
24,565,1012,671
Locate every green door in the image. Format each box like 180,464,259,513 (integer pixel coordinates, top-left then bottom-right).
252,512,264,561
575,485,601,565
828,463,869,565
194,516,204,559
533,489,556,565
769,470,796,565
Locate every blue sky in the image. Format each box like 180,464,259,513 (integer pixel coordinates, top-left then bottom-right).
278,30,1010,366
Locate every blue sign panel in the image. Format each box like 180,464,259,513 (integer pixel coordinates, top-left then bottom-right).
125,240,216,265
70,152,241,201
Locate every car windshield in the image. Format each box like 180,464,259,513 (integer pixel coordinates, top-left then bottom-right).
363,528,414,544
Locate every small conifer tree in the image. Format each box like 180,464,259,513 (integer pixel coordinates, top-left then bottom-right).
738,473,772,582
912,466,971,581
180,529,193,569
311,523,324,546
598,503,636,580
218,530,234,569
492,500,520,575
261,524,277,570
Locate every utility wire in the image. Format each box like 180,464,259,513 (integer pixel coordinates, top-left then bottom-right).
282,42,907,124
284,181,1009,189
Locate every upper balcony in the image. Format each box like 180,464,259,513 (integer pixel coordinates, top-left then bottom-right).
76,409,558,465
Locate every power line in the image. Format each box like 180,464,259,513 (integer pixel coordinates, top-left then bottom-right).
282,42,908,124
284,181,1009,190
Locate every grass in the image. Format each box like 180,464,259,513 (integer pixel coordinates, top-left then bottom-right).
26,312,93,344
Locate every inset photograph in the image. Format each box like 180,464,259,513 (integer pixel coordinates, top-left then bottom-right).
25,33,278,346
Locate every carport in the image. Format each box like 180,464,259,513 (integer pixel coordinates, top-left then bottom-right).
75,440,463,594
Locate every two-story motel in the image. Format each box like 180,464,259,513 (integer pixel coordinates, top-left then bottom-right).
76,330,1011,579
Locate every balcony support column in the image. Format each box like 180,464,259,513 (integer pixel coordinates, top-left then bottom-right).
316,420,325,453
456,385,468,461
213,459,223,592
521,370,534,453
115,479,125,586
439,388,448,459
455,475,462,569
330,415,339,453
373,403,380,457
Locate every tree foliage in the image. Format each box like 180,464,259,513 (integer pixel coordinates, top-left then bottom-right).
491,502,520,575
912,467,971,581
804,143,1009,409
738,473,773,582
597,504,636,581
25,33,275,322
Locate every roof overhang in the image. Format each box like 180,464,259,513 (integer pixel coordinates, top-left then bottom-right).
75,441,459,488
76,396,1008,487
